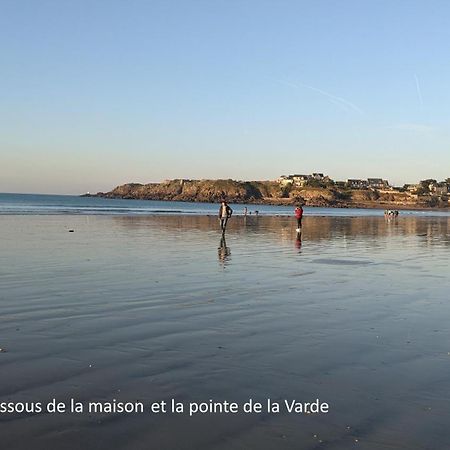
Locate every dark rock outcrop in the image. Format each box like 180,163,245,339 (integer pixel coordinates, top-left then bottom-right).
94,179,448,209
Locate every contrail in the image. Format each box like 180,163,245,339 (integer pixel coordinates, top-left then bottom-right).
278,79,364,115
414,74,423,107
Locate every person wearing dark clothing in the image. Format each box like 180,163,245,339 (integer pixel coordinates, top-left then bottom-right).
219,201,233,233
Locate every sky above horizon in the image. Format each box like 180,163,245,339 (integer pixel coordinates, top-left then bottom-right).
1,0,449,194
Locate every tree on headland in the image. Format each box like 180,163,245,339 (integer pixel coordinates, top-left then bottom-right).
420,179,437,190
430,197,438,207
416,179,437,195
305,179,327,188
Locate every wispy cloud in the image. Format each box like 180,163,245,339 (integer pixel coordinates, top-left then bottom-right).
414,74,423,108
278,79,364,115
388,123,434,132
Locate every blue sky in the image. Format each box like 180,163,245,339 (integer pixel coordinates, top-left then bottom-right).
1,0,449,194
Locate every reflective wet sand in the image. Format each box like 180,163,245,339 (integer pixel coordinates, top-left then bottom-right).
0,215,449,449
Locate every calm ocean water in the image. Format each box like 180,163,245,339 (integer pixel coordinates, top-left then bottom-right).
1,193,450,217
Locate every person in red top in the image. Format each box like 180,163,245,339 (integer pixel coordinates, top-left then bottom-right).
294,204,304,230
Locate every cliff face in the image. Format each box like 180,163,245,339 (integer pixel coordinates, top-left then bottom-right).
104,179,266,203
96,179,449,209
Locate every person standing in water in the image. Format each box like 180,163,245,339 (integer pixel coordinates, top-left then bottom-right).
294,204,304,232
218,200,233,233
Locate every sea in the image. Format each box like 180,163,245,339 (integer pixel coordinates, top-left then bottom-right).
1,192,450,217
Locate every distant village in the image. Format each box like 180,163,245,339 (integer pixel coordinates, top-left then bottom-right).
276,173,450,197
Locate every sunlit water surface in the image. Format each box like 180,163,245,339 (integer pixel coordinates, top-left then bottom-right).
0,215,449,450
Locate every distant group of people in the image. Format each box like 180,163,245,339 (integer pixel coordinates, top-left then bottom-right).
243,206,259,216
384,210,399,217
217,200,304,263
218,200,303,235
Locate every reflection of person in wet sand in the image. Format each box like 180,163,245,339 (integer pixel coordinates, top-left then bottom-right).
218,235,231,263
218,201,233,234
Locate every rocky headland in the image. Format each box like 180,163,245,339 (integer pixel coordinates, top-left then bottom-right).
90,179,449,209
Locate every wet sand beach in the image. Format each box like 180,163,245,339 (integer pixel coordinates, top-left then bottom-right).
1,215,450,449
